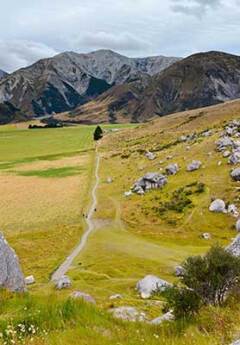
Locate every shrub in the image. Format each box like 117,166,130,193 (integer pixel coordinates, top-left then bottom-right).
182,246,240,306
93,126,103,141
164,286,201,319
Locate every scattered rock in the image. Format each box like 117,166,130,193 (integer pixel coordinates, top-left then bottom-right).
209,199,226,213
0,233,25,292
223,150,231,158
231,168,240,181
229,152,240,165
216,136,233,151
106,177,113,184
109,294,122,300
132,173,167,195
25,275,35,285
202,233,211,240
145,151,156,160
110,306,146,322
124,191,132,197
165,163,179,175
166,155,173,160
175,266,185,277
70,291,96,304
136,275,171,299
150,311,174,325
236,219,240,232
187,160,202,172
226,235,240,256
218,161,222,166
228,204,239,218
55,275,71,290
230,339,240,345
202,130,212,137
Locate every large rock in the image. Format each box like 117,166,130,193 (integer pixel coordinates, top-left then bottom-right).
150,311,174,325
226,235,240,256
216,136,233,151
187,160,202,172
231,340,240,345
136,275,171,299
110,306,146,322
0,233,25,292
228,204,239,218
55,275,71,289
175,266,185,277
209,199,226,213
70,291,96,304
165,163,179,175
132,173,167,195
231,168,240,181
229,151,240,165
145,151,156,160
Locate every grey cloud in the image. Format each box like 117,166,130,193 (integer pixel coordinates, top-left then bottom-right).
0,40,58,72
75,31,150,53
171,0,221,17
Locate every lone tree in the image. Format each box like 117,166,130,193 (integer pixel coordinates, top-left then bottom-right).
93,126,103,141
164,246,240,318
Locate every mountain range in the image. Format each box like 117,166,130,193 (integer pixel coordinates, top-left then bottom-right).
0,69,7,80
0,50,179,121
1,50,240,125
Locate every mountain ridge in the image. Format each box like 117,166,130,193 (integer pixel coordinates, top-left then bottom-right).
0,49,180,118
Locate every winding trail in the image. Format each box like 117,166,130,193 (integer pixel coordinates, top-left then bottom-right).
51,152,100,281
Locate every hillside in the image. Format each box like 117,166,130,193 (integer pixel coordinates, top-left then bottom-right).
66,51,240,123
0,50,179,118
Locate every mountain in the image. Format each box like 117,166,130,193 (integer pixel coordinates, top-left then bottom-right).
0,69,7,80
0,102,28,124
0,50,180,118
65,51,240,123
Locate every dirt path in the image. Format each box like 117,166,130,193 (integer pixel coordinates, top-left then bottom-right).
51,152,100,281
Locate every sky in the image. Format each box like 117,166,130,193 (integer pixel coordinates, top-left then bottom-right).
1,0,240,72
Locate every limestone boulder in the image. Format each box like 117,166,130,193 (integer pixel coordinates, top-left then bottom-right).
55,275,71,289
0,233,25,292
209,199,226,213
165,163,179,175
231,168,240,181
136,275,171,299
110,306,146,322
187,160,202,172
70,291,96,304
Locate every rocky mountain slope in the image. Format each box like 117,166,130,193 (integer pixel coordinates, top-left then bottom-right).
0,102,28,124
67,51,240,123
0,69,7,80
0,50,179,118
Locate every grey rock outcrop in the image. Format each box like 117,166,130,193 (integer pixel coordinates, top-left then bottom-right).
187,160,202,172
231,340,240,345
0,233,25,292
229,151,240,165
231,168,240,181
110,306,146,322
132,173,167,195
236,219,240,232
150,311,174,325
145,151,156,160
209,199,226,213
216,136,233,151
226,235,240,256
166,163,179,175
175,266,185,277
70,291,96,304
228,204,239,217
55,275,71,289
136,275,171,299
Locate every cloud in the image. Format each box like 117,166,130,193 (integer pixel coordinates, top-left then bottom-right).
171,0,222,17
0,40,58,72
75,31,150,53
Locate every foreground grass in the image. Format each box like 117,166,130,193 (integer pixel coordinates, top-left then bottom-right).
0,292,239,345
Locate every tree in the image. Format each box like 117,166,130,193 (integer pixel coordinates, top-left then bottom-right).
93,126,103,141
181,246,240,306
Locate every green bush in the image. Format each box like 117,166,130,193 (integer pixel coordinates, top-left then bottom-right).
182,246,240,306
164,286,201,319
